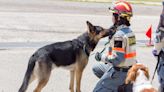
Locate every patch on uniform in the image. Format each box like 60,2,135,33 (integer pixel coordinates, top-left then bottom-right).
114,37,123,48
114,41,123,48
128,36,136,46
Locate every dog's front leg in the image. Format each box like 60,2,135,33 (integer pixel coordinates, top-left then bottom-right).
76,69,83,92
69,70,75,92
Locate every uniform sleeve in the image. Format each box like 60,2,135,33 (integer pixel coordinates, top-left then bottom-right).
154,8,164,54
155,14,164,43
102,36,126,66
157,14,164,32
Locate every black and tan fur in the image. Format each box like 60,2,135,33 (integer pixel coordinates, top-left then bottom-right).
18,21,109,92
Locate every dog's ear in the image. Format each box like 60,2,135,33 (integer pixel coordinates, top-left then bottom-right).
86,21,95,33
145,67,150,79
142,67,150,79
125,70,137,84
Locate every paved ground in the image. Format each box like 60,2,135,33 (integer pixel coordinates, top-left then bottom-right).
0,0,162,92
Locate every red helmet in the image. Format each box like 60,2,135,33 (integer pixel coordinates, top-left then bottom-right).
110,0,133,20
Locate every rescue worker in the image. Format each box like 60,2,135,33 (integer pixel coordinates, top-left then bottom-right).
152,1,164,92
93,1,137,92
92,11,117,79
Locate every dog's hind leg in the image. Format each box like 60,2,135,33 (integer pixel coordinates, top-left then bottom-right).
75,68,83,92
33,59,52,92
34,78,50,92
69,70,75,92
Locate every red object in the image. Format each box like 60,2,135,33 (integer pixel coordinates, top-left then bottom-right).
146,25,153,46
111,0,133,17
146,25,152,39
115,1,132,13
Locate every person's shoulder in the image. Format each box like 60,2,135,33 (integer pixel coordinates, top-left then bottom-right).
120,27,133,34
115,30,125,37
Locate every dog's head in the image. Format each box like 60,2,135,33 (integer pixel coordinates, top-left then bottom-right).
86,21,109,43
125,63,149,84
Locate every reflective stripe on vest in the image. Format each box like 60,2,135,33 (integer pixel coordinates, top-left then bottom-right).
112,47,136,58
112,47,125,52
125,52,136,58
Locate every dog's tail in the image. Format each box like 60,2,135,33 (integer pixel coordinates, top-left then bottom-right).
18,55,36,92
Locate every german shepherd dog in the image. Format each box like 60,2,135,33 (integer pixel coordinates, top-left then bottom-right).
18,21,109,92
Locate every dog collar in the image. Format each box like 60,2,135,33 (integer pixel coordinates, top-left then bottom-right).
83,45,90,56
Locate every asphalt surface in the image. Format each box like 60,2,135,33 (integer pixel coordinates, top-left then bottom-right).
0,0,162,92
0,0,162,16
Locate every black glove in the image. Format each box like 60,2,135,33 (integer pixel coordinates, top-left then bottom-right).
108,25,117,39
95,52,102,61
152,49,158,57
